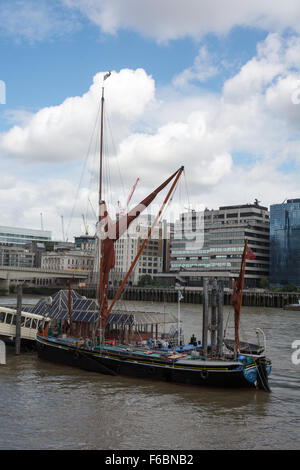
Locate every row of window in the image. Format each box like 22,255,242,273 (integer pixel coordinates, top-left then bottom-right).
140,268,158,274
171,262,232,269
0,311,42,329
42,258,93,268
207,231,245,239
171,246,244,255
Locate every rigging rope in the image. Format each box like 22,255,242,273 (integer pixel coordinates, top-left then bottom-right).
65,100,102,240
105,102,126,203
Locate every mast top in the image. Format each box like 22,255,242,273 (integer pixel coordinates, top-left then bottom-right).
99,71,111,217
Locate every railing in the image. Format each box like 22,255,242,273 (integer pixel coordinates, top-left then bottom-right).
0,266,89,275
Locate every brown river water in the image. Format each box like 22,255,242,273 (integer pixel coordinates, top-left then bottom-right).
0,295,299,450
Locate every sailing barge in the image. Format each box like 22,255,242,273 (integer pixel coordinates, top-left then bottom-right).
35,72,271,390
35,241,271,390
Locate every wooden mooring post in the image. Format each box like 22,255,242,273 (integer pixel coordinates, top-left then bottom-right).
15,284,22,355
210,279,217,353
0,340,6,365
202,278,224,359
202,278,209,359
217,280,224,357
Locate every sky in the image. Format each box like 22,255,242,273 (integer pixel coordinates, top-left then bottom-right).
0,0,300,241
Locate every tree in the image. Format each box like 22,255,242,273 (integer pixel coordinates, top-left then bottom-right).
281,284,298,292
259,277,269,289
138,275,153,287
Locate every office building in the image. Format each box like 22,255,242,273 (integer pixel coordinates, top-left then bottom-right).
270,199,300,287
0,246,35,268
41,250,94,272
110,215,172,285
170,202,270,288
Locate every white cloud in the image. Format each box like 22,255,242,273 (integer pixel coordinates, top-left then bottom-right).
0,0,80,42
266,74,300,126
115,111,232,189
3,0,300,45
218,33,300,162
0,69,155,162
223,34,285,103
173,46,219,88
0,170,96,240
64,0,300,41
2,32,300,237
201,162,300,212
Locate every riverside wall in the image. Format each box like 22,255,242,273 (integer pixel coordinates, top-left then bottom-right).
74,286,300,309
6,284,298,309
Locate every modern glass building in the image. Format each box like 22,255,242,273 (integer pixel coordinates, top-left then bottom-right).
0,225,51,247
270,199,300,287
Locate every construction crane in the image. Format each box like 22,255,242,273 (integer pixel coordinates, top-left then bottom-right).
61,215,65,242
82,214,89,235
117,177,140,217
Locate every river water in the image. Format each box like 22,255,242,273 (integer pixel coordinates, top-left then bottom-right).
0,295,299,450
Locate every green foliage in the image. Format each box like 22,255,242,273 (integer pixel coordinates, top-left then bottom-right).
259,277,269,289
138,275,154,287
282,284,298,292
137,275,167,288
270,284,299,292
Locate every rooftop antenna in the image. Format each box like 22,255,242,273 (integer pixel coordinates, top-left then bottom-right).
40,213,44,231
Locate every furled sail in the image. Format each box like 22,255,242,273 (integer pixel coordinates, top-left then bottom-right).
232,238,255,353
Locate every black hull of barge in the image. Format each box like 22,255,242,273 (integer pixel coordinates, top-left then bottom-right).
36,337,256,389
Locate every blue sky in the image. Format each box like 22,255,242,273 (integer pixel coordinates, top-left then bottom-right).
0,1,300,239
0,23,265,112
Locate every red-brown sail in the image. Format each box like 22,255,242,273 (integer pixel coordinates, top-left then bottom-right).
98,166,183,328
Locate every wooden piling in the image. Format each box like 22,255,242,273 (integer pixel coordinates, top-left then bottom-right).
0,340,6,365
202,278,209,359
15,284,22,355
211,279,217,354
217,280,224,358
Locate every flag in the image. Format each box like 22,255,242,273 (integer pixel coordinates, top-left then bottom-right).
246,246,256,260
178,291,184,302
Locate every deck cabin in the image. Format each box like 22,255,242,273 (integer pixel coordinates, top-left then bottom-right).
29,290,98,339
31,289,178,347
105,309,178,347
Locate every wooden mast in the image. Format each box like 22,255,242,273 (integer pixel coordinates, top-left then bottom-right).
99,86,104,210
98,84,105,310
98,72,111,342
